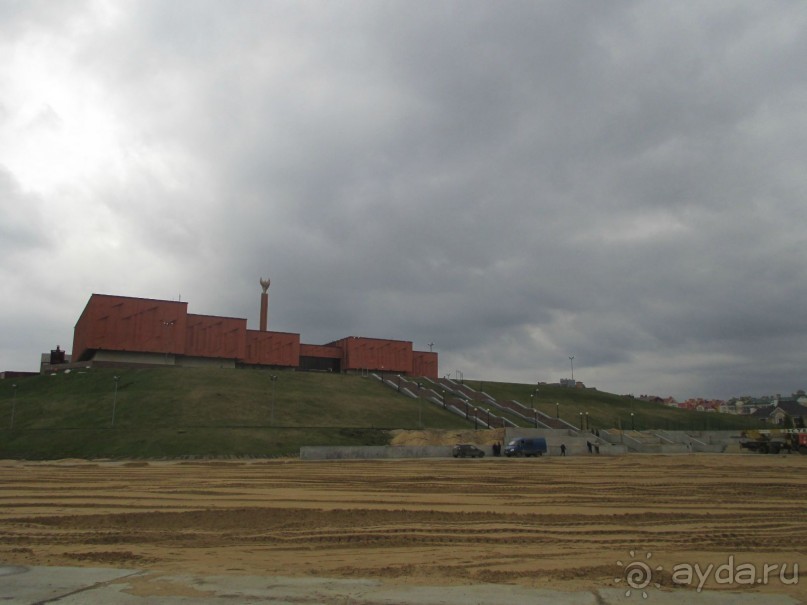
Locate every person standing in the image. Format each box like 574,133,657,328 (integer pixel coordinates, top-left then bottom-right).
560,443,567,456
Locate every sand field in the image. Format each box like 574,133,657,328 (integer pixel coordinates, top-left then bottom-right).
0,453,805,599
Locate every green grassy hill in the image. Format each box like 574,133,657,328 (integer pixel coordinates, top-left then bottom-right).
475,380,761,432
0,368,762,459
0,368,466,459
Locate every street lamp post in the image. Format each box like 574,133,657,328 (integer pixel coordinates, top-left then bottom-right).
530,393,534,409
111,376,119,428
579,412,583,430
585,412,589,431
555,402,559,419
534,409,538,428
9,384,17,431
630,412,635,431
161,320,175,364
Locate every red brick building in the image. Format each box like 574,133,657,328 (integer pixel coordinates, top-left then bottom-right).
70,287,437,379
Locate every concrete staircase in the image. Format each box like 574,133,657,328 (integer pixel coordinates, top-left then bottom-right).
435,378,581,430
373,375,741,454
378,374,513,429
377,376,593,432
654,430,734,453
599,429,737,453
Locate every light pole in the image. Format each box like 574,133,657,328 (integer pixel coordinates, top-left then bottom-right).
9,384,17,431
585,412,589,431
555,402,559,419
270,375,278,425
530,393,534,409
111,376,119,428
579,412,583,430
161,320,175,364
569,356,575,381
630,412,635,431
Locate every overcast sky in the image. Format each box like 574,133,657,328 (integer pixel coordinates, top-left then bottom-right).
2,1,806,400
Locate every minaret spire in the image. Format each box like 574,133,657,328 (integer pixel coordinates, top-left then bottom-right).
259,277,270,331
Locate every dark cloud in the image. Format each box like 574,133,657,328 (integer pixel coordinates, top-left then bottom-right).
1,1,806,400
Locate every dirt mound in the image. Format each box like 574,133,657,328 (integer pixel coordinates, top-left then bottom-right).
389,428,505,446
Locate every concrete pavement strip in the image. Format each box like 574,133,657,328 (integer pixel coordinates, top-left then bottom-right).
0,564,141,604
0,565,802,604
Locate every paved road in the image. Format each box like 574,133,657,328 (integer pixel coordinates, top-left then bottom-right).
0,565,801,604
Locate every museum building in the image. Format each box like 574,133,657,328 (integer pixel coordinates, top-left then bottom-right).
64,280,438,379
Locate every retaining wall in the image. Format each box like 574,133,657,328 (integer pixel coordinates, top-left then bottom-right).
300,446,454,460
298,430,741,459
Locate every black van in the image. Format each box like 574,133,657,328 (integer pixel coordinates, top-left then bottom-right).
504,437,547,457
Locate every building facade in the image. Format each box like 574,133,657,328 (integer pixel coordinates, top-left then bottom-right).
68,286,437,379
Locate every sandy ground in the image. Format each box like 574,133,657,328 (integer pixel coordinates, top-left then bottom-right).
0,453,805,600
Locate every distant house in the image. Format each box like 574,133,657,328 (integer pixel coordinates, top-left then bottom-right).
639,395,678,405
677,398,725,412
751,401,807,426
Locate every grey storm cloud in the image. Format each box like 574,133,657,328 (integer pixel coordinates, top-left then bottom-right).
1,0,806,400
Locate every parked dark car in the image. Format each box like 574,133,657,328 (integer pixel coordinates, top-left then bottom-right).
452,444,485,458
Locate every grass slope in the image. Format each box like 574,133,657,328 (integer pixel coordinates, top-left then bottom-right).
0,369,763,459
475,380,762,431
0,368,467,459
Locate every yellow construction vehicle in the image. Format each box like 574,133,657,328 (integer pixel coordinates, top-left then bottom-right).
739,428,807,454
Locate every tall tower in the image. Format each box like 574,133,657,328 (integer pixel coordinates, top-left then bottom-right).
259,277,270,331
